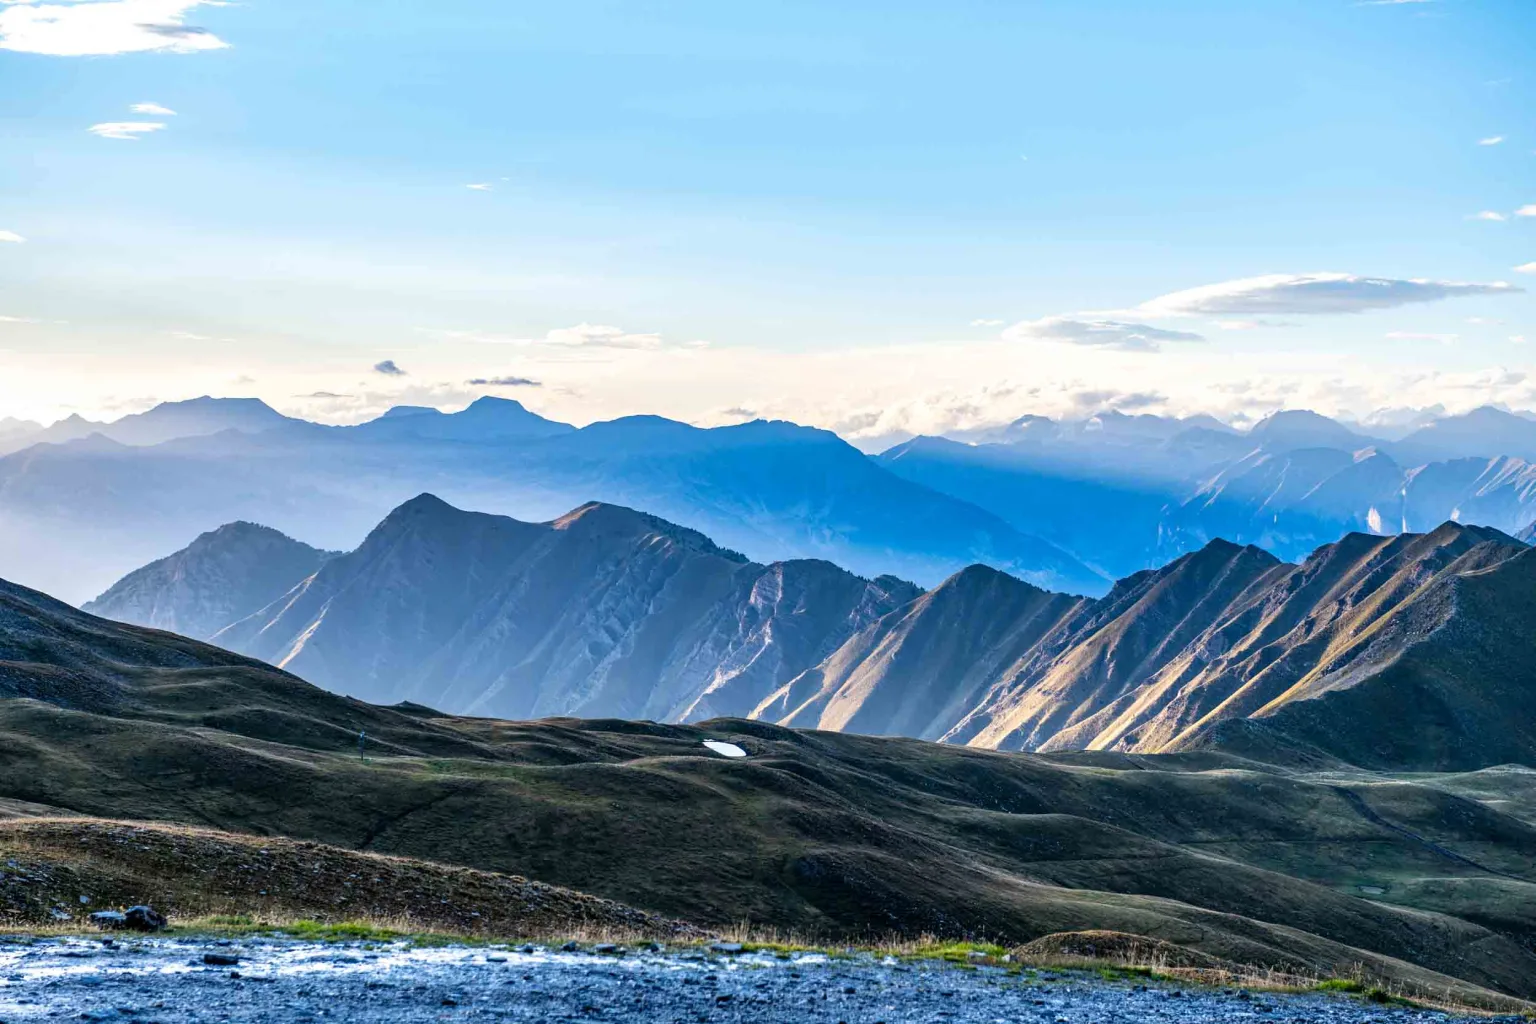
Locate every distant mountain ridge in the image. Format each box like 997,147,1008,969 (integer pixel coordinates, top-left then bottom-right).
83,522,338,640
89,494,1536,771
110,495,922,723
15,397,1536,605
0,399,1104,604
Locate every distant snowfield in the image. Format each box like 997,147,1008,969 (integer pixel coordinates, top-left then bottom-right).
702,740,748,758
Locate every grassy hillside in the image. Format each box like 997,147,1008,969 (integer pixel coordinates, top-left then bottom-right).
0,818,689,938
5,574,1536,1004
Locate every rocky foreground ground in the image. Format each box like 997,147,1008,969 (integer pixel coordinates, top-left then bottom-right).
0,937,1518,1024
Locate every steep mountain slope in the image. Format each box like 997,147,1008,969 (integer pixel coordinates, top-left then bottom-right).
82,522,337,640
757,522,1533,771
1187,534,1536,770
760,566,1087,740
4,572,1536,1003
211,495,920,721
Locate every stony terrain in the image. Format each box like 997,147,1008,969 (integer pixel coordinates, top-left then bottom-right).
0,938,1511,1024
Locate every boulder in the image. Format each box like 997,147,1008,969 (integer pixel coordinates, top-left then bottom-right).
92,905,167,932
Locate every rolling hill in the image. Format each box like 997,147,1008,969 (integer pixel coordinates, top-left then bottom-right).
5,570,1536,1005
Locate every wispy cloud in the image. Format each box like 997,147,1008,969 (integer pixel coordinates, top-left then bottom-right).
1470,211,1507,222
1385,331,1458,343
0,0,231,57
433,323,673,350
1002,316,1204,352
0,230,24,244
130,102,177,115
88,121,167,140
467,375,541,387
465,183,493,192
1516,263,1536,275
1478,135,1506,146
1140,273,1521,316
1518,205,1536,218
969,318,1005,327
546,324,665,349
373,360,407,376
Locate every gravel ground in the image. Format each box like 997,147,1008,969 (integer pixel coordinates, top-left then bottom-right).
0,936,1517,1023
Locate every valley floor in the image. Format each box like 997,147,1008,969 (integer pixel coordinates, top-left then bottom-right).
0,938,1509,1024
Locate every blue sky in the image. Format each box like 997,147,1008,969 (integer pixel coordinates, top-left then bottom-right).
0,0,1533,441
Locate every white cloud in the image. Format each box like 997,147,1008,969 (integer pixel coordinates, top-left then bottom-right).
1518,205,1536,218
0,0,230,57
1470,211,1507,222
130,102,177,115
545,323,664,349
0,230,24,244
1479,136,1506,146
465,183,493,191
1516,263,1536,275
1512,335,1528,345
1139,273,1521,317
1001,316,1203,352
969,318,1004,327
88,121,166,140
1385,331,1458,343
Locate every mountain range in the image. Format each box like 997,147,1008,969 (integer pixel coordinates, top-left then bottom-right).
16,395,1536,607
90,495,924,723
10,567,1536,1007
87,493,1536,772
0,396,1102,604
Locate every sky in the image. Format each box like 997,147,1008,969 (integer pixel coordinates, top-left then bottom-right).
1,0,1534,444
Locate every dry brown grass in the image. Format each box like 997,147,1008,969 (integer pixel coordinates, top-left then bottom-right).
0,817,696,940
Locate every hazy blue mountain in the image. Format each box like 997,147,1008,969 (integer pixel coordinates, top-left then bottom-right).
178,494,922,721
34,397,298,450
82,522,338,640
1389,406,1536,465
879,436,1173,578
0,411,1105,604
18,398,1536,606
1245,409,1375,453
0,418,42,456
886,408,1536,576
342,397,575,442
